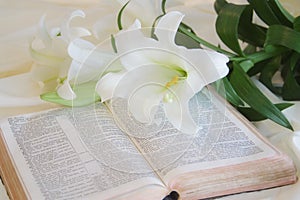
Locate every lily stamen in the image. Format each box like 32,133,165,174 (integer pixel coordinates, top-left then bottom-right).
165,75,179,88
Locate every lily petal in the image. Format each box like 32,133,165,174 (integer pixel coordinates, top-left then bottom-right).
116,0,161,28
68,39,95,66
181,49,229,93
65,60,82,83
68,38,115,69
127,84,163,123
164,92,200,134
97,65,179,122
38,15,52,47
29,44,66,66
60,10,91,42
93,14,118,41
66,39,119,89
114,19,147,54
42,81,100,107
155,11,184,45
204,50,229,80
96,70,127,102
57,80,76,100
115,33,173,71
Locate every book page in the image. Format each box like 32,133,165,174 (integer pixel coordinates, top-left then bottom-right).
109,88,278,183
0,104,166,200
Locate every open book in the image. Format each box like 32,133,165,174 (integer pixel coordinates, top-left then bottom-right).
0,88,297,200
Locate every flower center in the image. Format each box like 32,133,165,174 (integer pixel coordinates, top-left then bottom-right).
162,69,187,103
163,75,181,103
163,93,174,103
165,75,179,88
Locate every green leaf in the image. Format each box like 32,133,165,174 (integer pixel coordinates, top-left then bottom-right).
259,56,281,94
236,3,266,47
238,23,266,48
247,0,281,25
282,53,300,100
176,21,198,48
218,77,245,106
239,59,254,72
111,34,117,53
151,14,164,39
178,25,236,57
235,47,286,74
268,0,294,26
214,0,228,14
247,62,264,76
282,68,300,100
246,47,286,76
243,44,257,55
175,30,200,49
117,1,130,30
247,46,287,63
216,3,248,56
293,16,300,32
161,0,167,14
230,62,293,130
179,22,195,34
265,25,300,53
238,103,293,121
41,81,100,107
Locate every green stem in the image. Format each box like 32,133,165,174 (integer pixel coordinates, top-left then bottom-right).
230,47,288,64
247,47,288,64
178,25,236,57
178,26,288,67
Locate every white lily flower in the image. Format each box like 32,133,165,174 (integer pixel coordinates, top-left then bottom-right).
30,10,91,94
117,0,161,27
30,9,114,105
93,0,162,41
56,38,119,100
96,11,229,134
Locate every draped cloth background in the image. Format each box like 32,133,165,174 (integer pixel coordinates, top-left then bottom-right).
0,0,299,199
